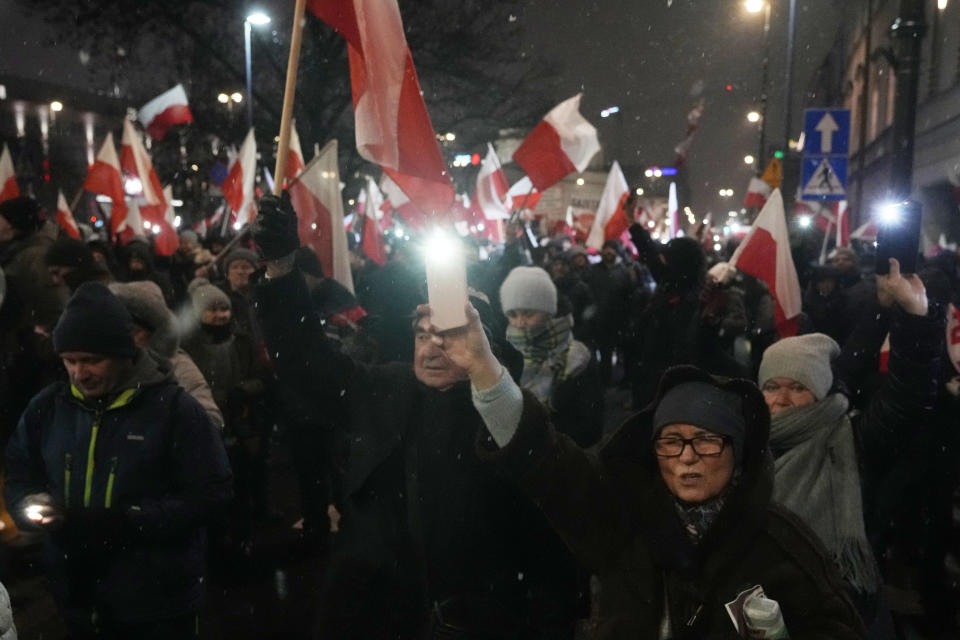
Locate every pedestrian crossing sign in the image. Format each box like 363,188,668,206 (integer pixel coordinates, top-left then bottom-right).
801,156,847,201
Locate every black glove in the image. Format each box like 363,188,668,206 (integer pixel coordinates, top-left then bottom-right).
253,192,300,260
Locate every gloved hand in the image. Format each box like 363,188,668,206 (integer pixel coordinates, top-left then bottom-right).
253,192,300,261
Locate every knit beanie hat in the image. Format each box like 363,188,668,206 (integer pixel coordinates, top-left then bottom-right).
0,197,43,234
46,237,96,269
108,281,171,332
652,380,746,463
499,266,557,316
758,333,839,400
223,248,259,272
179,230,199,246
188,278,231,315
52,282,137,357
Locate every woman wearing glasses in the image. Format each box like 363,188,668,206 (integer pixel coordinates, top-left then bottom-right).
424,302,866,639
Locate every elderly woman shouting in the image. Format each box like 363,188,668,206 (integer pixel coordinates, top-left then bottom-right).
420,304,865,638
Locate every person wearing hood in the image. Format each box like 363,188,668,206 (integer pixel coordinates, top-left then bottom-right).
119,239,175,308
432,307,865,638
499,266,602,447
108,280,223,430
4,282,232,637
758,258,943,626
216,248,260,339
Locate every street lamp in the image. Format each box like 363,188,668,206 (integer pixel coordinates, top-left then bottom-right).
244,11,271,130
747,111,761,123
745,0,765,12
744,155,756,165
218,93,230,104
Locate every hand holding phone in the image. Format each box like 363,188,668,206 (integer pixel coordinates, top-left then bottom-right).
875,200,922,275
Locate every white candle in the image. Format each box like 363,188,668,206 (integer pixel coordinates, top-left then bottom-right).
424,230,467,330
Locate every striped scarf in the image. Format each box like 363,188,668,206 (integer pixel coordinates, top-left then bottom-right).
506,313,587,406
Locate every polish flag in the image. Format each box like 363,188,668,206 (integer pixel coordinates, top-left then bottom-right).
285,121,306,183
586,161,629,249
120,119,167,225
356,176,387,266
474,143,510,221
835,200,850,248
729,189,802,336
380,173,427,231
851,220,878,242
287,139,356,292
154,186,180,257
0,144,18,204
512,94,601,192
83,133,127,235
307,0,454,217
117,201,146,246
56,190,81,239
506,176,541,213
138,84,194,141
743,157,783,209
222,128,257,227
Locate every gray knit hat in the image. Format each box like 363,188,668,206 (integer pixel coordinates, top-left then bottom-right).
758,333,840,400
223,248,259,272
499,266,557,316
188,278,231,315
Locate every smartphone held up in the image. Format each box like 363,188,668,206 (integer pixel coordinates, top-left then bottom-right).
423,230,468,331
875,200,922,275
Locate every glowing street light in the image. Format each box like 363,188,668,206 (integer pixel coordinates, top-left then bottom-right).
600,106,620,118
635,187,644,196
217,93,230,104
50,101,64,112
244,11,271,129
744,155,755,165
747,111,761,123
246,11,271,26
444,132,456,141
744,0,765,13
938,0,947,10
230,92,243,103
576,178,585,186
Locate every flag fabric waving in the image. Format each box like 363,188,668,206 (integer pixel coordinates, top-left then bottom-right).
56,190,81,239
357,176,388,266
506,176,541,213
117,201,146,246
586,161,629,249
154,186,180,257
380,174,427,231
121,119,168,225
307,0,454,217
729,189,802,336
222,128,258,227
512,94,600,192
851,220,878,242
743,157,783,209
0,144,18,204
285,121,306,183
83,133,128,235
474,143,510,221
138,84,194,141
835,200,850,248
287,140,356,292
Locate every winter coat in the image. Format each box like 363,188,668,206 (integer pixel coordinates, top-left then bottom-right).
255,270,583,639
4,350,233,626
0,581,15,640
478,366,866,639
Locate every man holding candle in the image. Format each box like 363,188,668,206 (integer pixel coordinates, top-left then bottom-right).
252,194,583,639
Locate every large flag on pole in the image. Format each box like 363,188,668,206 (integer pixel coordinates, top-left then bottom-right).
117,201,146,246
138,84,194,141
56,190,81,239
0,144,18,204
222,128,258,227
729,189,801,336
474,143,510,221
154,186,180,257
506,176,541,213
512,94,600,192
586,161,629,249
121,119,167,225
83,133,128,234
287,139,356,292
306,0,454,217
357,176,388,266
744,157,782,209
380,173,426,231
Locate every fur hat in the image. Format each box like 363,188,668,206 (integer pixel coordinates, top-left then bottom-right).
52,282,136,358
758,333,840,400
188,278,231,316
109,281,178,357
499,266,557,316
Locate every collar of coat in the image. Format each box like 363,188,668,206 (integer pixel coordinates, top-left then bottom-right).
599,365,774,579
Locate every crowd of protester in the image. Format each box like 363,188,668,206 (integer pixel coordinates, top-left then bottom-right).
0,191,957,638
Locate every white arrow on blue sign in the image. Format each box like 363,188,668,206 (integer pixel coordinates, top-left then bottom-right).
803,109,850,156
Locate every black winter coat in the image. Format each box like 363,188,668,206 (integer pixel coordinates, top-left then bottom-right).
4,352,233,626
479,366,866,639
255,270,582,639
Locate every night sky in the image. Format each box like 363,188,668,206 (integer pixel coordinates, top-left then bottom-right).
1,0,844,217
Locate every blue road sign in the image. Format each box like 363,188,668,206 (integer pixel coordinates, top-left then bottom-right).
802,108,850,201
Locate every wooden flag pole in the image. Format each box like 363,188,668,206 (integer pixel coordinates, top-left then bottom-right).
272,0,308,196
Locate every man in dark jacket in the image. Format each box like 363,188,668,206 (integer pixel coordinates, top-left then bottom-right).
4,282,233,638
252,195,582,639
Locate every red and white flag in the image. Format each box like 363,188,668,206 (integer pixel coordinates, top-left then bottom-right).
667,181,680,240
380,173,427,231
586,161,629,249
138,84,194,141
474,143,510,221
153,186,180,257
56,190,81,239
851,220,878,242
744,176,772,209
285,121,306,183
121,119,167,225
117,201,146,246
0,144,18,204
506,176,541,213
287,139,356,292
222,128,258,227
83,133,128,235
729,189,802,336
835,200,850,248
512,94,600,192
356,176,387,266
307,0,454,217
672,99,705,167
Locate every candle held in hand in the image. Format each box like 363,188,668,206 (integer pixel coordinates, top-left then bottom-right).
424,230,468,330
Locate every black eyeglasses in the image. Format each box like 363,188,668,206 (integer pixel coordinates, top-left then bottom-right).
654,435,728,458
